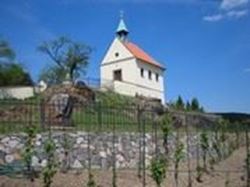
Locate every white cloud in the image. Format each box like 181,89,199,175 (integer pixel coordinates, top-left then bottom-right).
203,0,249,22
203,14,224,22
221,0,248,10
227,9,248,18
203,9,248,22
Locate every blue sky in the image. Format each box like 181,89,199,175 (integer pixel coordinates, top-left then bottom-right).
0,0,250,113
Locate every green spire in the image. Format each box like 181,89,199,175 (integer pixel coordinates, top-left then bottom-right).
116,18,128,33
116,11,129,41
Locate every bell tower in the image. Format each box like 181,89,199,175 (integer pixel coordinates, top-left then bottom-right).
116,11,129,42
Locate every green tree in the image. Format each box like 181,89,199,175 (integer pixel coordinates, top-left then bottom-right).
191,98,200,111
0,63,33,86
38,36,92,84
186,101,191,111
39,65,66,85
175,96,185,110
0,38,32,86
0,39,15,61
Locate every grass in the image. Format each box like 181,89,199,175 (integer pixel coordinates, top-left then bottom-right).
0,97,158,134
72,106,156,132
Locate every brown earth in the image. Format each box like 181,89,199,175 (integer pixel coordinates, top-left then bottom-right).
0,147,247,187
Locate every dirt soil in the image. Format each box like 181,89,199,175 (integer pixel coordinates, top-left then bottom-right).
0,147,247,187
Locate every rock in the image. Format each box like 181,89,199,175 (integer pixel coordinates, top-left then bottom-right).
0,144,4,151
45,93,73,125
117,144,123,152
49,93,70,114
0,150,6,160
145,158,151,167
101,158,108,169
4,147,11,154
13,153,21,160
58,153,65,163
8,139,19,149
77,132,87,136
41,159,47,167
80,144,88,149
145,134,151,140
36,141,42,146
36,134,42,140
1,137,10,144
99,151,107,158
89,145,95,150
71,160,83,169
31,156,40,167
54,139,58,144
76,137,84,144
5,154,14,163
116,154,124,162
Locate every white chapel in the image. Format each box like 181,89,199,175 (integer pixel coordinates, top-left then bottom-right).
100,16,165,103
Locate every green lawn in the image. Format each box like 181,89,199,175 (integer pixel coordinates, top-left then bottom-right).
72,106,157,132
0,100,158,133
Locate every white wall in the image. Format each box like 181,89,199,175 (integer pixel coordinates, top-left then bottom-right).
101,59,165,103
113,81,165,103
100,37,165,103
100,37,137,91
101,58,137,84
135,60,165,103
0,86,34,100
101,38,133,65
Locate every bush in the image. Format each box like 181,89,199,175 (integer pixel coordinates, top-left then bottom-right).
22,124,37,181
42,137,57,187
0,63,33,86
150,155,167,187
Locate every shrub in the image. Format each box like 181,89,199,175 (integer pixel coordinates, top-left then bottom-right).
42,137,57,187
61,133,71,173
87,172,96,187
150,155,167,187
22,124,37,181
161,113,172,157
200,131,209,170
174,137,185,187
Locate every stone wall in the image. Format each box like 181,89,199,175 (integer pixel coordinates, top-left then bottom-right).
0,131,238,170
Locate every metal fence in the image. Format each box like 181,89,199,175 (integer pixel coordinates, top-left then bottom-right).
0,99,249,187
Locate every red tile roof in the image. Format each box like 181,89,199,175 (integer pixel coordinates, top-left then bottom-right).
123,42,165,70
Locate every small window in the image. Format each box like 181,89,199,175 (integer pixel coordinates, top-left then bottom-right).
155,73,159,82
140,68,144,77
115,52,119,57
113,69,122,81
148,70,152,80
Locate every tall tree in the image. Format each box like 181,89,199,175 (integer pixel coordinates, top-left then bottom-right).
0,39,15,61
186,101,191,111
175,96,185,110
0,38,32,86
191,98,200,111
0,63,33,86
38,36,92,84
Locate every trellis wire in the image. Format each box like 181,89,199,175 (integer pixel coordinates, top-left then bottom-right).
0,99,249,187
